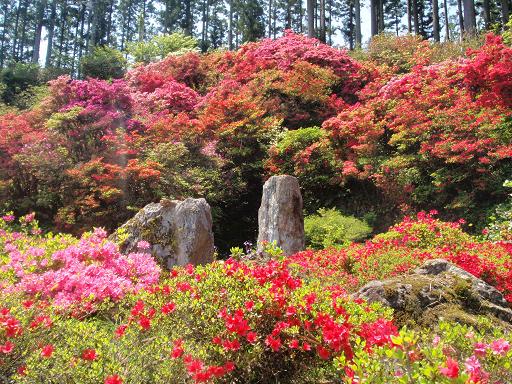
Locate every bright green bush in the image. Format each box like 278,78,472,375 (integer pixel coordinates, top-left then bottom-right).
304,208,372,249
484,180,512,241
80,46,127,79
126,33,198,63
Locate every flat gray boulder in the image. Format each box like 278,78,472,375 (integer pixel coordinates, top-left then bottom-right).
257,175,305,256
111,198,214,269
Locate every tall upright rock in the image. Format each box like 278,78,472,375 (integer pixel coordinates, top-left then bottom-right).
257,175,305,256
111,198,214,269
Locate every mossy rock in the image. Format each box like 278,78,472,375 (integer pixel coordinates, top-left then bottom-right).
354,259,512,331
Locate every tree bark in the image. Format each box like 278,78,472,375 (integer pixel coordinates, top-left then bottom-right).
407,0,412,32
307,0,315,37
482,0,491,28
444,0,450,40
319,0,325,41
457,0,464,35
502,0,510,26
462,0,476,34
45,0,57,67
370,0,378,35
412,0,420,34
185,0,193,36
432,0,440,41
355,0,361,47
378,0,384,32
32,0,47,63
228,0,233,49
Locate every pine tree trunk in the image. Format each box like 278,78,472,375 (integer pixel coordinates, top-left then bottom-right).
228,0,233,48
185,0,192,36
462,0,476,34
407,0,412,32
355,0,362,47
319,0,325,41
267,0,271,37
432,0,440,41
444,0,450,40
501,0,510,25
378,0,384,32
457,0,464,35
370,0,378,35
286,0,292,29
45,0,57,66
0,0,8,67
32,0,47,63
307,0,314,37
412,0,420,34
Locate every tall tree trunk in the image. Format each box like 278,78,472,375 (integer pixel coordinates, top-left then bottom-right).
12,0,21,60
407,0,412,32
45,0,57,66
432,0,440,41
299,0,303,32
457,0,464,35
106,0,114,43
32,0,47,63
327,0,333,44
77,2,85,76
18,0,28,60
355,0,361,47
319,0,325,41
88,0,98,51
378,0,384,32
229,0,233,48
444,0,450,40
307,0,314,37
412,0,420,34
502,0,510,25
57,0,67,68
482,0,490,28
370,0,378,35
0,0,9,67
348,0,354,49
462,0,476,34
185,0,192,35
286,0,292,29
267,0,271,37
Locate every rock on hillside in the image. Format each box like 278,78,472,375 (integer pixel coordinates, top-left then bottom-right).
257,175,305,256
354,259,512,328
111,198,214,269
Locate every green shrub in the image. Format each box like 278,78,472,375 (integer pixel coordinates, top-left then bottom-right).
484,180,512,241
126,33,198,63
304,208,372,249
80,46,127,80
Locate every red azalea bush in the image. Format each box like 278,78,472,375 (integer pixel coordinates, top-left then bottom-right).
289,211,512,303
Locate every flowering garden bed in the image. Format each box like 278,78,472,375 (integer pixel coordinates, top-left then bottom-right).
0,213,511,383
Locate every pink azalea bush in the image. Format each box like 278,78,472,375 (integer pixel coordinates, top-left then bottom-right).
0,215,160,310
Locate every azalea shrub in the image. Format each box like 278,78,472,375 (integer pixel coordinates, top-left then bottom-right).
290,211,512,303
0,213,511,382
2,32,511,246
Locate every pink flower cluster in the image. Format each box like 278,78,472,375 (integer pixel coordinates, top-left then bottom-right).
2,228,160,308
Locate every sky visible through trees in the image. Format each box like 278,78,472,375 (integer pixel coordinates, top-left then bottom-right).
0,0,510,75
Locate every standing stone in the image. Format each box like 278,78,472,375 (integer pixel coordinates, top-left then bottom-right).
111,198,214,269
257,175,305,256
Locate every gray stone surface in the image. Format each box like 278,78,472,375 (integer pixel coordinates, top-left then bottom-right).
353,259,512,325
257,175,305,256
111,198,214,269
